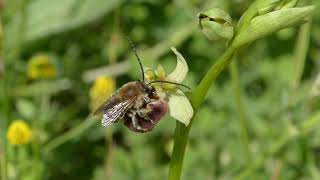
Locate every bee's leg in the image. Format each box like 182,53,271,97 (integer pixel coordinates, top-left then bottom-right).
127,110,137,124
131,113,146,131
127,111,134,117
143,96,152,104
137,109,154,124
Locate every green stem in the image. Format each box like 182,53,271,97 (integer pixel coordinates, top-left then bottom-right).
0,153,6,180
229,60,251,162
288,21,312,178
0,1,29,178
191,45,236,108
168,45,236,180
308,151,320,179
168,121,191,180
43,116,98,154
290,21,312,90
104,127,114,178
0,78,9,180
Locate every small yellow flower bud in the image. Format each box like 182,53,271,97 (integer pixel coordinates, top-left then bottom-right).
27,54,56,79
6,120,32,146
89,76,115,112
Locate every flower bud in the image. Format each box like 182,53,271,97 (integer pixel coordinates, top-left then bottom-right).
234,6,314,47
258,0,299,14
238,0,297,31
198,8,234,41
257,0,282,15
276,0,298,9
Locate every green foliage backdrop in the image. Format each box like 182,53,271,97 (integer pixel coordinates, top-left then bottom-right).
1,0,320,179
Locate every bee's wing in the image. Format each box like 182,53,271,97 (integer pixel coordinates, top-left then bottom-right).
101,99,135,127
93,94,121,115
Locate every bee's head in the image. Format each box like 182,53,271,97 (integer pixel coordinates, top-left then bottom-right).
138,81,157,98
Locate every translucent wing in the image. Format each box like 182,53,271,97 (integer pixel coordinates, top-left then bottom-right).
93,95,120,116
101,100,134,127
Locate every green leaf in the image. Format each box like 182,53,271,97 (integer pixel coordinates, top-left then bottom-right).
167,47,189,83
23,0,122,42
233,6,314,47
168,90,193,126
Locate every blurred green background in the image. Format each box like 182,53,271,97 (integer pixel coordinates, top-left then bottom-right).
1,0,320,179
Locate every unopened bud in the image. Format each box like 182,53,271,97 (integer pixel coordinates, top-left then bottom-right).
234,6,314,47
198,8,234,41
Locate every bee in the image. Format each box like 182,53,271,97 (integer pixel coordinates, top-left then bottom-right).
94,38,189,133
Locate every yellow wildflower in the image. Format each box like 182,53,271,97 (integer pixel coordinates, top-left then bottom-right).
6,120,32,146
27,54,56,79
89,76,115,112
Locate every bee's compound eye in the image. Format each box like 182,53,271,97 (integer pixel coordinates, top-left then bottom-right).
144,85,155,96
152,88,156,95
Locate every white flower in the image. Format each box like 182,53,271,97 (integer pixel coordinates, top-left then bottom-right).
144,47,194,126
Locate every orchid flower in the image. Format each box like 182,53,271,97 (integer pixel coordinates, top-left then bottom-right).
144,47,193,126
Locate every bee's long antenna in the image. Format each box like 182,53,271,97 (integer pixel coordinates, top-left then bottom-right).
126,37,145,82
148,80,191,90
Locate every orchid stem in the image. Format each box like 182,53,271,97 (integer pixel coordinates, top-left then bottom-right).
168,45,237,180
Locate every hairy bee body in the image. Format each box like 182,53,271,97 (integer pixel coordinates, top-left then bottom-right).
94,81,168,132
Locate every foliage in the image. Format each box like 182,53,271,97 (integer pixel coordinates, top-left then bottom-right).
0,0,320,180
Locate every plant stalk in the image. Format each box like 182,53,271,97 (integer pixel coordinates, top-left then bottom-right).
229,60,251,162
290,22,312,90
191,46,236,109
168,45,236,180
43,116,98,153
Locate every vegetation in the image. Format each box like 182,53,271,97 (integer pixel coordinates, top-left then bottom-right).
0,0,319,179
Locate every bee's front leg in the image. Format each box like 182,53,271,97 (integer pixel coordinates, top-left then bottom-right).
143,96,151,104
143,95,157,104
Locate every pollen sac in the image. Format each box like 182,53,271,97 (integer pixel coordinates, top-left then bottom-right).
123,100,168,133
